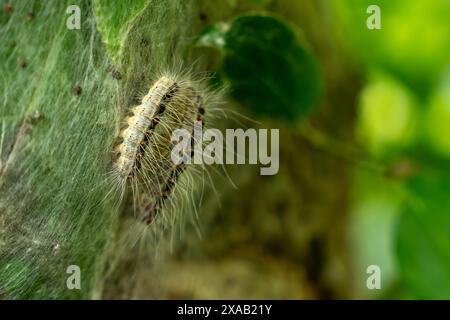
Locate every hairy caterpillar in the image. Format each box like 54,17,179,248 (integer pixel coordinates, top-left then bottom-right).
112,74,207,225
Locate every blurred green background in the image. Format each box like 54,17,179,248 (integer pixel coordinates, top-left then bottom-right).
104,0,450,300
1,0,449,300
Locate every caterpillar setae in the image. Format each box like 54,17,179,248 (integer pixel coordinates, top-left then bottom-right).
112,74,207,225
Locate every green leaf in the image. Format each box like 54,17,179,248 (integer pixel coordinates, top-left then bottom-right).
357,71,418,157
350,172,403,298
333,0,450,96
396,176,450,299
198,14,322,121
425,70,450,159
93,0,148,62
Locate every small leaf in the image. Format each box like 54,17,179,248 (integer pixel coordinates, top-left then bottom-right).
198,14,322,121
197,22,230,50
357,71,418,157
93,0,148,62
396,176,450,299
425,70,450,159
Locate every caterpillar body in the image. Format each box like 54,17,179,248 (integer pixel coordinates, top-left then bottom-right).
113,75,206,225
